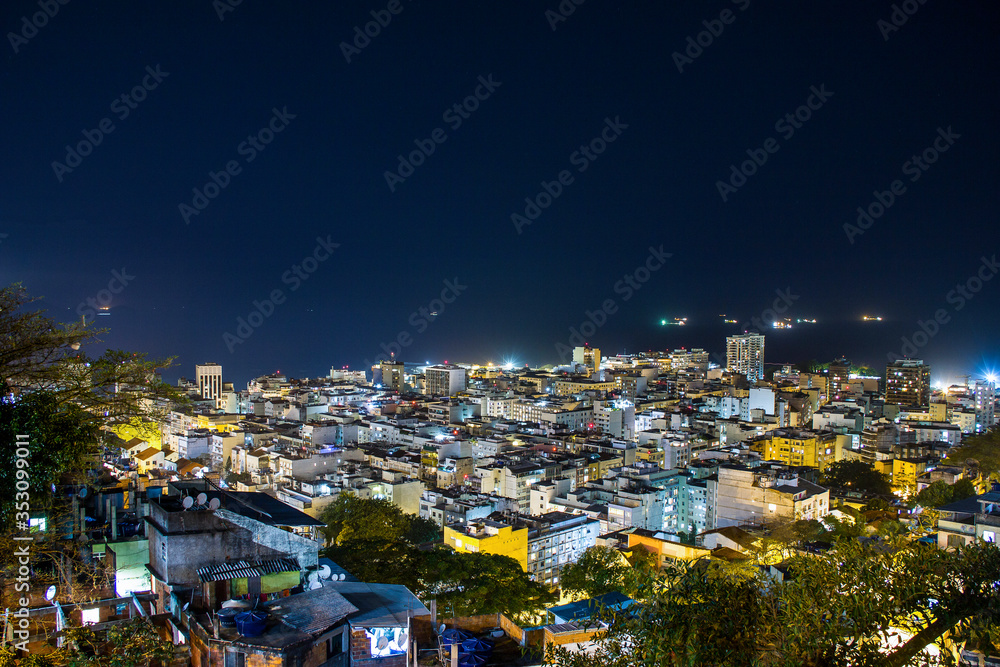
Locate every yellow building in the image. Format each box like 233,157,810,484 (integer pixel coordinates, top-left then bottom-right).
444,520,528,572
111,418,163,450
636,446,666,468
552,378,617,396
585,453,625,482
891,458,927,497
626,529,711,566
763,429,838,472
194,413,241,432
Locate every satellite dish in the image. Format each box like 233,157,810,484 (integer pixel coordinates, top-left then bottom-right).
318,564,332,580
44,586,57,602
182,496,194,509
208,498,221,511
182,602,190,611
338,573,346,581
196,493,208,506
78,487,88,498
438,624,446,636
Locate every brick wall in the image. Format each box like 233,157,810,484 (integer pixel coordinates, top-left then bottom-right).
350,628,371,663
436,614,499,634
351,656,407,667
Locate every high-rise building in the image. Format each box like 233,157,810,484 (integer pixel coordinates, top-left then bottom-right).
377,360,405,392
885,359,931,408
572,345,601,375
726,334,765,383
861,423,899,465
973,379,996,433
425,364,467,396
828,357,851,400
195,363,223,400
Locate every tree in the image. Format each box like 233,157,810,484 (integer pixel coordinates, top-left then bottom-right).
0,284,182,513
318,492,413,546
62,617,175,666
545,539,1000,667
322,541,557,623
912,478,979,510
862,497,892,513
822,460,892,495
404,515,442,545
0,391,99,524
420,548,557,622
944,428,1000,475
0,285,182,607
559,546,631,600
952,478,978,501
323,538,425,590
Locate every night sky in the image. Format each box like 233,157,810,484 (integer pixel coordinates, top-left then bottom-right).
2,1,998,385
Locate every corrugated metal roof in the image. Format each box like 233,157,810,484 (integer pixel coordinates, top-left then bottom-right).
267,585,359,636
197,557,300,582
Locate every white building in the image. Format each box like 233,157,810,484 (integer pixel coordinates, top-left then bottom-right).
424,365,467,397
726,334,765,383
708,465,829,529
974,379,996,433
195,362,223,401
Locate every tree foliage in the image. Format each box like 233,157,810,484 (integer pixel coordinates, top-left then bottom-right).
822,460,893,495
0,285,182,426
546,539,1000,667
62,618,175,667
320,494,553,621
912,479,977,510
559,545,633,600
318,491,418,546
0,391,99,523
944,428,1000,476
0,618,173,667
421,548,557,621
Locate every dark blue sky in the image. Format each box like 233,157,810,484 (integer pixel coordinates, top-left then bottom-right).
2,1,998,385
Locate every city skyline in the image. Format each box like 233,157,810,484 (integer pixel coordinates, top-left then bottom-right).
1,1,998,387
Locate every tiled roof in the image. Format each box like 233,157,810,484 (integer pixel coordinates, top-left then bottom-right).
197,557,300,582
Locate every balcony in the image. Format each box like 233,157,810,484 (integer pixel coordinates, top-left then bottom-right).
976,513,1000,528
